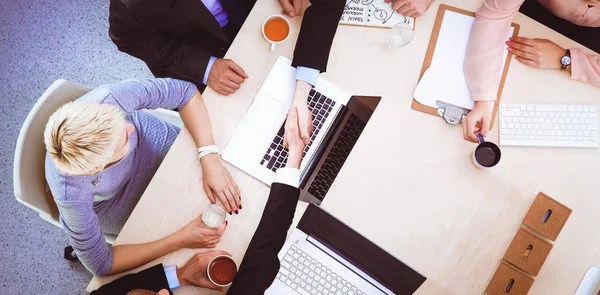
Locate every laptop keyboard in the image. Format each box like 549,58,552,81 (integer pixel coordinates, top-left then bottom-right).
277,244,367,295
260,89,336,172
308,114,366,201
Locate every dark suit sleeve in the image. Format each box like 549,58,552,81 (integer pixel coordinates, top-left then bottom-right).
226,183,300,295
90,264,172,295
291,0,346,72
108,0,211,89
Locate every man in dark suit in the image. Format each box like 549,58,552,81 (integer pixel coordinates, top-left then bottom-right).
109,0,344,148
90,107,306,295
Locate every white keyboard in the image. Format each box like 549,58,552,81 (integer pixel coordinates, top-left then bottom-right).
277,244,366,295
499,103,598,148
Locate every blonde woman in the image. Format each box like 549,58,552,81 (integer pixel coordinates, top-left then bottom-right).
44,78,240,276
462,0,600,142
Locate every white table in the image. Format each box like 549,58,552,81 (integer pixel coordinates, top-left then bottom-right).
88,0,600,294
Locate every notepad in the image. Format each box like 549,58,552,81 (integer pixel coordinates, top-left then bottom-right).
413,9,514,111
340,0,415,29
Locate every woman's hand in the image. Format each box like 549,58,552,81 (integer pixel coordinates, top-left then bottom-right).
200,154,241,215
506,37,566,69
174,214,227,249
462,100,493,143
177,251,232,290
283,107,307,169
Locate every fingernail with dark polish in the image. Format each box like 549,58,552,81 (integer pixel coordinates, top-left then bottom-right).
235,210,239,214
229,212,232,215
239,205,242,209
226,221,228,225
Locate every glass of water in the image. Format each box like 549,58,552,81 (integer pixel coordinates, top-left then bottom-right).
387,23,414,55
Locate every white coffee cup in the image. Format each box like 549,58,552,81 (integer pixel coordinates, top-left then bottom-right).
261,14,291,51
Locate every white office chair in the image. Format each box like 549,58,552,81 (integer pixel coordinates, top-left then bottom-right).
13,79,183,260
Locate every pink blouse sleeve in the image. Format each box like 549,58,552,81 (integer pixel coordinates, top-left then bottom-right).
464,0,524,101
570,48,600,87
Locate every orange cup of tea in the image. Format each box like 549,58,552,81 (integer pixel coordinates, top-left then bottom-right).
206,254,239,287
261,14,291,51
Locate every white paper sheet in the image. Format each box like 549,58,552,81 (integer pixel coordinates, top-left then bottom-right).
413,10,514,111
340,0,414,29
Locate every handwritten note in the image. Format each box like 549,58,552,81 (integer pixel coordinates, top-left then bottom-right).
340,0,414,29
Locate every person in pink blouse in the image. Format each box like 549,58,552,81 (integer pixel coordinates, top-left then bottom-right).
462,0,600,142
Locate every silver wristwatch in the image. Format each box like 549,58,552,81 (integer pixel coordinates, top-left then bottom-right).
560,49,571,69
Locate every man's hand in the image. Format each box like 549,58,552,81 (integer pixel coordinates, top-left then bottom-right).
278,0,306,17
283,107,307,169
462,100,493,143
385,0,434,17
506,37,566,70
177,251,232,291
200,154,241,215
174,215,227,249
207,59,248,96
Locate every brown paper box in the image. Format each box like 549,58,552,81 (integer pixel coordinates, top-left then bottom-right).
503,227,553,276
522,192,572,241
485,261,534,295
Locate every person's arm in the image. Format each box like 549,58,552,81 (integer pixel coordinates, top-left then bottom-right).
92,250,234,294
226,182,300,295
537,0,600,27
291,0,345,73
282,0,344,145
179,90,242,213
108,0,247,94
89,78,198,114
108,0,210,88
464,0,524,102
109,214,226,275
57,196,226,276
90,264,171,295
57,199,182,276
56,200,114,276
461,0,524,142
90,78,241,211
570,48,600,87
388,0,434,17
227,108,305,295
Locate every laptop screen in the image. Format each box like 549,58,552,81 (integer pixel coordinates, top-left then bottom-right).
298,204,426,295
519,0,600,53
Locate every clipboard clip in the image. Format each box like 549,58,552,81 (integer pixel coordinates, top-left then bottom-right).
436,100,470,124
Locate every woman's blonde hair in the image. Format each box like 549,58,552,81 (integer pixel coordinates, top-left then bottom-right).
44,101,126,175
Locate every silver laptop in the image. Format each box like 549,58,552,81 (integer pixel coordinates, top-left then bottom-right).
223,56,380,204
265,204,427,295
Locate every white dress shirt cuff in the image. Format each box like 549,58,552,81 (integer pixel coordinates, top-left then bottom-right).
274,167,301,188
203,56,217,85
164,265,181,290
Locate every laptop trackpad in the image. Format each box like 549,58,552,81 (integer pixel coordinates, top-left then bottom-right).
248,94,288,138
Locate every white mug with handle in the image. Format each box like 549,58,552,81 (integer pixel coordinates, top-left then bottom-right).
261,14,291,51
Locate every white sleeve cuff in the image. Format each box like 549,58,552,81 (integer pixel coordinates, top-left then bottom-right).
164,265,181,290
274,167,301,188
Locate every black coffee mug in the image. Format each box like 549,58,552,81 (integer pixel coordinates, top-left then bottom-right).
472,133,501,169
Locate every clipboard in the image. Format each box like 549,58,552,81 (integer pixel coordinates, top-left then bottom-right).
411,4,520,128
